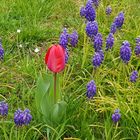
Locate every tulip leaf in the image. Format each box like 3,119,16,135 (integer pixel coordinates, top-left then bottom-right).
51,101,67,124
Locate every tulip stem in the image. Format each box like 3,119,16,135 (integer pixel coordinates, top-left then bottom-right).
54,73,57,103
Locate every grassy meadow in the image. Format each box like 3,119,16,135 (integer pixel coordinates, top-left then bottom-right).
1,0,140,139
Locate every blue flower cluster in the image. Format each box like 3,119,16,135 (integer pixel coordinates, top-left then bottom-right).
91,0,99,7
94,33,103,51
86,80,96,98
86,21,98,38
14,109,32,126
80,1,96,21
109,12,124,34
0,101,8,117
106,33,114,50
0,100,32,127
106,6,112,15
120,41,131,63
0,41,4,60
135,37,140,56
112,109,121,123
130,70,138,83
59,28,78,63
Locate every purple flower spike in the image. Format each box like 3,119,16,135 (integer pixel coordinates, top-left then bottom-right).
22,109,32,125
14,108,32,126
65,48,69,63
0,101,8,117
106,6,112,15
114,12,124,28
98,49,104,62
59,28,69,49
92,52,102,68
0,41,4,60
130,70,138,83
106,33,114,50
86,21,98,38
136,36,140,45
135,45,140,56
85,0,96,21
110,23,117,34
69,30,78,47
120,41,131,63
80,6,86,17
94,33,103,51
92,0,99,7
112,109,121,123
86,80,96,99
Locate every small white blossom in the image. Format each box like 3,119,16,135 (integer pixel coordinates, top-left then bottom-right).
34,48,40,53
19,44,23,48
17,29,21,33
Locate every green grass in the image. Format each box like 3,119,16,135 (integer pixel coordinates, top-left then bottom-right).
1,0,140,139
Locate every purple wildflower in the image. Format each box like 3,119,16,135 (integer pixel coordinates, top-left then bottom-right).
14,108,32,126
92,0,99,7
92,52,102,68
130,70,138,83
0,101,8,116
98,49,104,62
69,30,78,47
94,33,103,51
0,41,4,60
114,12,124,28
22,109,32,125
80,6,86,17
136,36,140,45
86,21,98,38
110,23,117,34
112,109,121,123
106,6,112,15
135,45,140,56
85,0,96,21
106,33,114,50
86,80,96,99
120,41,131,63
65,48,69,63
59,28,69,49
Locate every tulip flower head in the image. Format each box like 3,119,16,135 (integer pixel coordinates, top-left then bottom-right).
45,45,66,73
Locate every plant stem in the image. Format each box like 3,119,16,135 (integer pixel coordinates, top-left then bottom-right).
54,73,57,103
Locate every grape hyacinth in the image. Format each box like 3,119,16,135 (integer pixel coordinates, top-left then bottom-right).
14,109,32,126
0,101,8,117
69,30,78,47
86,80,96,99
59,28,69,49
65,48,69,63
92,0,99,7
130,70,138,83
136,36,140,46
135,45,140,56
106,33,114,50
80,6,86,17
92,52,102,68
112,109,121,123
98,49,104,62
110,23,117,34
0,41,4,60
85,0,96,21
120,41,131,63
135,37,140,56
86,21,98,38
94,33,103,51
106,6,112,15
114,12,124,28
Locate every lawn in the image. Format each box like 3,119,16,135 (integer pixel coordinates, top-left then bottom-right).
1,0,140,139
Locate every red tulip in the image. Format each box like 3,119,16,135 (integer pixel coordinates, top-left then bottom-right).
45,44,65,73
